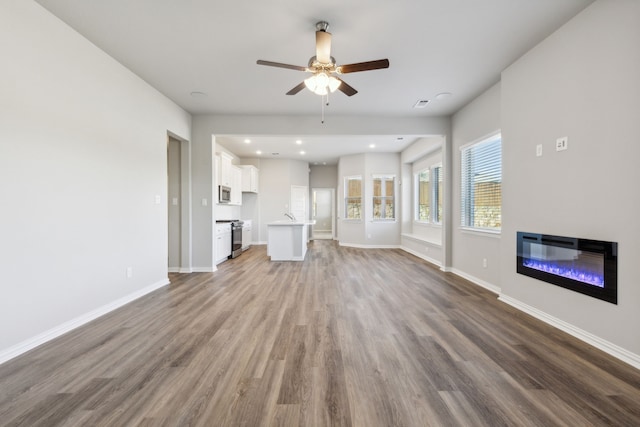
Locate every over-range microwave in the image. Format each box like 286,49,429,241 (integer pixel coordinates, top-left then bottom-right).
218,185,231,203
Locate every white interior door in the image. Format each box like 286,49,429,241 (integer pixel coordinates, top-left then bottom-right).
290,185,307,221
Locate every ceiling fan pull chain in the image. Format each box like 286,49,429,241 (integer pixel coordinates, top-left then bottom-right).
321,94,325,123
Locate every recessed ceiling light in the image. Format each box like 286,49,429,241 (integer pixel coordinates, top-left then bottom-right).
300,151,306,155
256,150,262,155
322,162,327,165
435,92,452,100
296,140,302,145
190,91,207,98
272,153,279,156
244,139,251,144
369,144,376,148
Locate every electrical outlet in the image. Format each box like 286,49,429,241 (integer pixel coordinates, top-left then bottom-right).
126,267,133,278
155,195,161,204
482,258,488,268
201,198,208,206
536,144,543,157
367,234,372,239
556,137,568,151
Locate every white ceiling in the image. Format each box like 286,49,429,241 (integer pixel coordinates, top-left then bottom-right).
35,0,593,163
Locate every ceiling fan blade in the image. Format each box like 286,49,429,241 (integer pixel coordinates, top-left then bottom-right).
338,59,390,74
257,60,307,72
315,30,332,64
335,77,358,96
286,81,307,95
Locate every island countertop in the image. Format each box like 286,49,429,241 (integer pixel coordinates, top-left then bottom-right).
267,220,316,226
266,220,315,261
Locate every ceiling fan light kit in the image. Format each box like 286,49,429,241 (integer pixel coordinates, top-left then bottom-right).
257,21,389,121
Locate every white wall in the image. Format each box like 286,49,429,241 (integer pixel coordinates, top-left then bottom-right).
0,1,191,358
500,0,640,358
450,83,502,291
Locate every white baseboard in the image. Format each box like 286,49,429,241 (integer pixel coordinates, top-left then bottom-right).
449,268,502,294
498,294,640,370
400,246,442,268
192,266,216,273
169,267,194,273
0,278,169,366
338,242,401,249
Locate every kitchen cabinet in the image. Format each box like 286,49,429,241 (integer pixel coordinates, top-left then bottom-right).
218,152,233,188
240,165,259,193
231,166,242,205
215,222,232,264
242,220,252,250
267,220,316,261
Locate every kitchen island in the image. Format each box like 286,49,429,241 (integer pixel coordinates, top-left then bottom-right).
267,220,316,261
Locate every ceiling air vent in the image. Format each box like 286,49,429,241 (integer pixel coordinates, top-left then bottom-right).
413,99,430,108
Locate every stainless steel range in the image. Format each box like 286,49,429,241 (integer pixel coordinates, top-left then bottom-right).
230,220,244,258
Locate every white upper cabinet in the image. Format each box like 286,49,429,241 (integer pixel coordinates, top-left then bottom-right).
240,165,259,193
231,165,242,205
218,152,233,188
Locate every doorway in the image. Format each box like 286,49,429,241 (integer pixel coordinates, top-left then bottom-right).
311,188,335,239
167,133,191,273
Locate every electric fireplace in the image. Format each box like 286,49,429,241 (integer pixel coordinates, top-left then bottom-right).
517,232,617,304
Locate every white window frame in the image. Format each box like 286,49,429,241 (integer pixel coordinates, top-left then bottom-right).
344,175,363,221
372,174,396,221
414,164,443,225
431,164,443,225
414,168,430,223
460,131,502,233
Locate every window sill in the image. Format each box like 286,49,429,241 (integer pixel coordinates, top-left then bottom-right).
459,227,502,238
414,221,442,229
402,233,442,247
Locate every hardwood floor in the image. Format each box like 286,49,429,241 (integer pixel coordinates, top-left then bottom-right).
1,240,639,426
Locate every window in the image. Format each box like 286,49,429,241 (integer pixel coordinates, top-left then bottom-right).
461,133,502,230
373,175,395,220
415,165,443,224
432,165,443,224
344,176,362,220
416,170,430,221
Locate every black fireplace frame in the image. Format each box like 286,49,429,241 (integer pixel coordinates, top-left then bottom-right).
516,232,618,304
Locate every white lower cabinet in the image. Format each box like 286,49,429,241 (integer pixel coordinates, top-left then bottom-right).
215,223,232,264
242,220,252,250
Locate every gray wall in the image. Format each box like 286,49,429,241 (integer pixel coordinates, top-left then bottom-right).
0,1,191,357
450,83,502,291
337,153,401,247
500,0,640,356
191,114,450,269
310,165,338,188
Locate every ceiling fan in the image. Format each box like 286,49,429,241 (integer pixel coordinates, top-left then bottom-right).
257,21,389,97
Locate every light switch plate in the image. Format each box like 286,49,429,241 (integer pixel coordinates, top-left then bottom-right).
556,137,568,151
536,144,543,157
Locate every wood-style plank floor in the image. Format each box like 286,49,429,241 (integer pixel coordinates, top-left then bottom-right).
1,240,640,426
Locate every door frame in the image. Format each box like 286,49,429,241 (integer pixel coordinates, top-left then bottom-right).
311,187,335,240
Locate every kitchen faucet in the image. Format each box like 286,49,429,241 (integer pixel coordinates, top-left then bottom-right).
284,213,296,222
